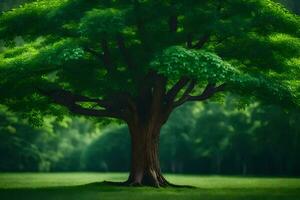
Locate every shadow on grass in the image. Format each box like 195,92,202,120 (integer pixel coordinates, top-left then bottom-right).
1,182,300,200
0,182,127,200
0,181,197,200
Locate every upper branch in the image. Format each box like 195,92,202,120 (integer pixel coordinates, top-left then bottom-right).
192,33,211,49
67,104,120,118
173,80,196,107
169,15,178,32
187,33,211,49
173,83,226,108
165,77,190,103
101,39,114,72
84,45,113,72
163,77,191,119
116,34,135,69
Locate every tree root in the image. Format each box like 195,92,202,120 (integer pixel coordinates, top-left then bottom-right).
100,180,196,188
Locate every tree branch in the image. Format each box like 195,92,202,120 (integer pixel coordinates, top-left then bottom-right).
39,88,109,106
169,15,178,32
186,33,211,49
38,88,125,120
101,39,114,72
187,33,193,48
84,47,100,58
162,77,191,121
84,46,113,72
117,34,135,69
173,83,226,108
173,80,196,107
68,104,120,118
189,83,226,100
165,77,190,102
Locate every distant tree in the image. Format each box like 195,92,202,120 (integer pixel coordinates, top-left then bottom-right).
84,126,130,172
0,0,299,186
192,103,233,174
35,117,101,172
160,102,196,173
0,108,42,171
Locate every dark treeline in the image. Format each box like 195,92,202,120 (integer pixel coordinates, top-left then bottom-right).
160,101,300,176
0,97,299,176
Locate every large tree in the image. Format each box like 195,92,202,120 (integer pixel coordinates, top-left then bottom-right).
0,0,299,187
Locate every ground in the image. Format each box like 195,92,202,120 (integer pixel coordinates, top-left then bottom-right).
0,173,300,200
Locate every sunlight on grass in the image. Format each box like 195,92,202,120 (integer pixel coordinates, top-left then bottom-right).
166,174,300,189
0,173,126,188
1,173,300,189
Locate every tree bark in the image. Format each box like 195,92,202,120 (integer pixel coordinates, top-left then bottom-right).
125,118,169,187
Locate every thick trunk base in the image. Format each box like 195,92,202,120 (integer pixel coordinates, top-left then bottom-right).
100,179,194,188
126,168,169,187
126,122,170,187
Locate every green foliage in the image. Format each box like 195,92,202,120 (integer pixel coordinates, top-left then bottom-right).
0,0,68,38
150,46,236,83
79,8,126,40
0,0,299,121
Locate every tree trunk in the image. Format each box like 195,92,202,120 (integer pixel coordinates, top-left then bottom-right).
125,119,169,187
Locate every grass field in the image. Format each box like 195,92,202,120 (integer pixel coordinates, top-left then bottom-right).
0,173,300,200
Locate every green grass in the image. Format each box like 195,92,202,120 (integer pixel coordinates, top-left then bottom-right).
0,173,300,200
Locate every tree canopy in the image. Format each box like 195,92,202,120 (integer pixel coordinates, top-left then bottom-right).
0,0,299,123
